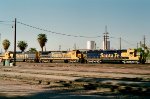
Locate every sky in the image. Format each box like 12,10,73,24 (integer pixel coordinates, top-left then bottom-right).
0,0,150,51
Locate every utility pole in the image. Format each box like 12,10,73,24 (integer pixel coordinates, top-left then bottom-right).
140,41,142,48
103,26,109,50
137,43,139,49
120,37,121,50
105,33,109,50
0,33,1,53
59,45,61,51
144,35,146,49
74,43,76,50
14,18,16,66
103,35,106,50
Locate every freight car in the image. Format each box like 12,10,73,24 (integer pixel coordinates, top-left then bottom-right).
8,51,38,62
84,49,145,64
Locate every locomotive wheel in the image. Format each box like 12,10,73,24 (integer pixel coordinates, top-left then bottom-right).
79,58,85,63
49,60,53,63
40,60,43,63
64,60,68,63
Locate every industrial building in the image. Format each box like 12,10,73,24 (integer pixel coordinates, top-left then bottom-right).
87,41,96,50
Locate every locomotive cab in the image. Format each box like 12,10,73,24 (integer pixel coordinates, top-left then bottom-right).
121,49,141,64
76,50,85,63
3,52,11,59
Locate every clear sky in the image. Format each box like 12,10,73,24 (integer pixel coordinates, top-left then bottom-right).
0,0,150,51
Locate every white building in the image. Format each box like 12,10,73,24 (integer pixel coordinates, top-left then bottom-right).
87,41,96,50
103,41,110,50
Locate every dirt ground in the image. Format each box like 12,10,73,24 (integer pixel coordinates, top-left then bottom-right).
0,63,150,99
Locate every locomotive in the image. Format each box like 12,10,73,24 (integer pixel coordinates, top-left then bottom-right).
38,50,83,63
1,50,83,63
83,49,145,64
0,49,146,64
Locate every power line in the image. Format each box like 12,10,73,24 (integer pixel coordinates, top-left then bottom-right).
0,21,12,22
1,20,139,47
121,38,135,46
0,20,13,26
0,23,13,26
18,21,139,47
17,21,101,38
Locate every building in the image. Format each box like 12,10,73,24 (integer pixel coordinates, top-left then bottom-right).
87,41,96,50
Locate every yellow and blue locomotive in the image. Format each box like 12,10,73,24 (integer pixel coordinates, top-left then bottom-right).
84,49,145,64
0,49,146,64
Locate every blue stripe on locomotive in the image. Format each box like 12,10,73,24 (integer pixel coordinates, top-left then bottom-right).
86,50,122,58
102,50,121,57
87,50,102,58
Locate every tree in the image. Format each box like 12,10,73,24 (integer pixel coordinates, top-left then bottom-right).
2,39,10,52
28,48,37,52
17,41,28,52
37,33,47,52
137,44,150,63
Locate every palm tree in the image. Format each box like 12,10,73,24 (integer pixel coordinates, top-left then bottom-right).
28,48,37,52
37,33,47,52
17,41,28,52
2,39,10,52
